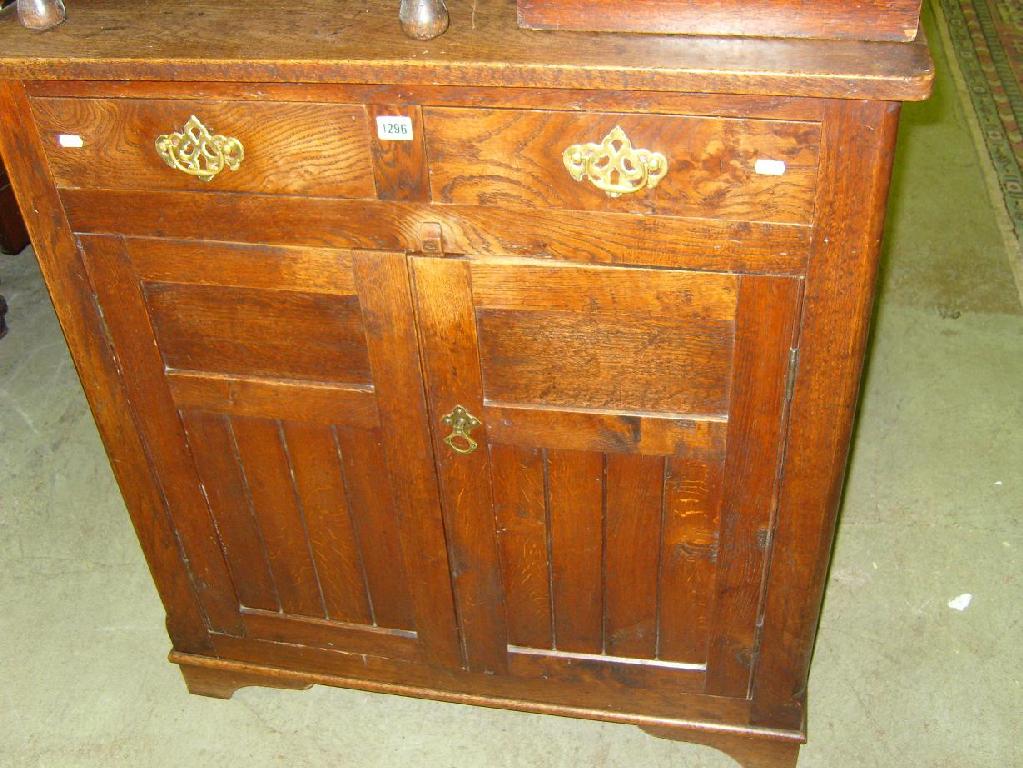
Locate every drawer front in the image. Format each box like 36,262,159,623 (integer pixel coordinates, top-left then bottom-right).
424,107,821,224
30,97,375,197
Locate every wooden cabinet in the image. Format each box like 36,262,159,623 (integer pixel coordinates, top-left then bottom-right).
0,2,933,766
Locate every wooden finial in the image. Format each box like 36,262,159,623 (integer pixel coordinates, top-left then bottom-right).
399,0,449,41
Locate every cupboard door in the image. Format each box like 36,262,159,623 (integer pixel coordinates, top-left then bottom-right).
78,236,461,669
411,256,800,699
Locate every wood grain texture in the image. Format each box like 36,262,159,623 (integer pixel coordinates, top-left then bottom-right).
491,443,553,650
231,416,325,619
366,104,429,202
144,283,372,385
180,410,279,613
426,108,820,225
483,405,726,460
350,251,462,669
30,97,375,198
78,234,244,636
26,80,827,122
641,725,801,768
240,610,419,662
281,422,374,626
0,82,212,653
752,100,903,730
335,426,417,631
603,453,663,659
62,189,812,275
167,372,379,430
410,256,509,673
122,239,357,296
657,457,724,664
547,449,604,654
706,276,801,698
518,0,922,43
0,0,934,100
476,310,734,415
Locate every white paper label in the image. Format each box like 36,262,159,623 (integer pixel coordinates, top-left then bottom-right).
754,158,786,176
58,134,84,148
376,116,414,141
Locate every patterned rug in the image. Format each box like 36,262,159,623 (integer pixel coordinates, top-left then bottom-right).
938,0,1023,249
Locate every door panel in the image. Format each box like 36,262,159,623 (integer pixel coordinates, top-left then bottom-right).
79,236,460,666
412,255,800,700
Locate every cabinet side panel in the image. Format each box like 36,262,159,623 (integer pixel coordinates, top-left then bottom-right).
752,99,901,729
0,80,211,652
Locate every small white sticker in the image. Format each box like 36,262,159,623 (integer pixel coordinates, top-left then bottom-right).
58,134,84,148
376,115,414,141
755,158,787,176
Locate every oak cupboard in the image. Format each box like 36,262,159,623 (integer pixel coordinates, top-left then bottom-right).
0,2,932,766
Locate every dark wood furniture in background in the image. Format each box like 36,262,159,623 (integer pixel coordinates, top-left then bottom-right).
0,156,28,254
0,2,932,766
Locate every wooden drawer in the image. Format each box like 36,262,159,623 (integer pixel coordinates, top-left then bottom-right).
30,97,375,198
424,107,821,225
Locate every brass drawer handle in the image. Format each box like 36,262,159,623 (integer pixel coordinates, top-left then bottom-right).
563,126,668,198
441,405,481,455
155,115,245,182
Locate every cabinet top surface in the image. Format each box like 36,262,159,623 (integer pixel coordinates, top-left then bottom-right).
0,0,932,100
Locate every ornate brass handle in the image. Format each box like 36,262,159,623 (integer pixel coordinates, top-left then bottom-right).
155,115,244,183
441,405,481,455
563,126,668,198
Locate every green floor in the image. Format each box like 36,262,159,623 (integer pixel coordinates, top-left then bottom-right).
2,11,1021,768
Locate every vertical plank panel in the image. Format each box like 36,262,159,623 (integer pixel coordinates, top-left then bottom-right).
78,235,243,636
232,416,325,619
366,104,430,202
658,456,724,664
181,410,279,613
282,420,373,625
548,449,604,654
351,251,462,669
337,426,417,631
491,443,552,649
705,275,800,698
753,101,901,729
604,453,663,659
410,256,509,673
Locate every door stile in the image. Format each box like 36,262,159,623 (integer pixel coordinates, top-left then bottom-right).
409,255,510,674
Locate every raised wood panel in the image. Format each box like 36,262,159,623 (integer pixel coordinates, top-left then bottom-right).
231,416,326,619
144,283,372,385
491,444,553,650
547,449,604,654
167,372,379,430
122,238,357,295
517,0,922,42
470,262,737,316
477,310,734,415
62,189,812,275
425,108,820,225
30,97,375,198
483,405,727,460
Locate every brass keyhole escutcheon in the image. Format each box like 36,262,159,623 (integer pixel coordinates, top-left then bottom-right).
441,405,481,455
